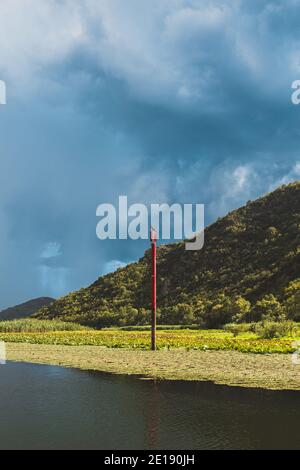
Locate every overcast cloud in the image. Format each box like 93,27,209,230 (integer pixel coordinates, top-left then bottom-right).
0,0,300,308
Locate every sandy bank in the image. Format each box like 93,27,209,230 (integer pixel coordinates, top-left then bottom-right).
6,342,300,391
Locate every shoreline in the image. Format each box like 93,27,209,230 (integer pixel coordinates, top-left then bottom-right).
6,342,300,391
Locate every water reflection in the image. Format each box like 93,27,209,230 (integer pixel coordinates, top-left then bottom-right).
145,380,160,448
0,362,299,450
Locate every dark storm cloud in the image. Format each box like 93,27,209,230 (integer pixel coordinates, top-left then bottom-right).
0,0,300,308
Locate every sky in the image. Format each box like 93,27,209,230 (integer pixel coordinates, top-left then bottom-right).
0,0,300,309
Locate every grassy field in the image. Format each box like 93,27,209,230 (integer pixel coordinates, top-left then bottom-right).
0,322,299,354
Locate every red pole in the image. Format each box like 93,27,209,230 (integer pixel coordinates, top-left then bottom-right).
150,228,157,351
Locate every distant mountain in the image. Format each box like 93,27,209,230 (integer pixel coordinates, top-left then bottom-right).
35,182,300,327
0,297,55,321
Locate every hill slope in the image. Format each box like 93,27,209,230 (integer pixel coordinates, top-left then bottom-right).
0,297,55,321
36,183,300,327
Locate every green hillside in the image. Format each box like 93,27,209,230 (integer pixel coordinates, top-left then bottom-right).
35,182,300,328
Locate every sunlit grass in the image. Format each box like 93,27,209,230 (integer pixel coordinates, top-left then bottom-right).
0,327,299,354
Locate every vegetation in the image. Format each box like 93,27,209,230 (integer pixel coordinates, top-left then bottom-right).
225,321,300,339
0,319,89,333
108,325,203,331
35,182,300,328
254,321,299,340
0,327,299,354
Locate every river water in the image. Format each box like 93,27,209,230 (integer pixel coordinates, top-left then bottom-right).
0,361,299,450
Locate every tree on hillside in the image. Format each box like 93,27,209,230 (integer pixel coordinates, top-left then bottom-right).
231,296,251,323
251,294,286,322
284,279,300,321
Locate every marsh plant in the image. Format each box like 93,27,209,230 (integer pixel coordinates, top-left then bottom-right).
0,319,89,333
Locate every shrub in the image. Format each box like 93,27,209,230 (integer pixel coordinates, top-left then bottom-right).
224,323,253,337
254,321,298,339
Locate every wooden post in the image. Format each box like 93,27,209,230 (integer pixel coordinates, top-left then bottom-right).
150,228,157,351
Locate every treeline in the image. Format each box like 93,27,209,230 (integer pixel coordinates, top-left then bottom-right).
36,279,299,329
159,279,300,328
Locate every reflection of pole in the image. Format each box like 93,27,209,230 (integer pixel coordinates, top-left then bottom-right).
150,228,157,351
146,380,160,448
